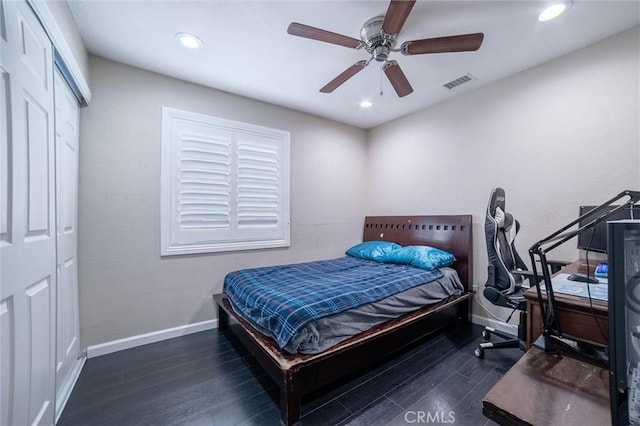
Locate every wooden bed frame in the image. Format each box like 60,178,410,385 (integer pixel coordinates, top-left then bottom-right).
213,215,473,425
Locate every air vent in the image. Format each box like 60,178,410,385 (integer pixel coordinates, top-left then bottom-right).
443,74,476,90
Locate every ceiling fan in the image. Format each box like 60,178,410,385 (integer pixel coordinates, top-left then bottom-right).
287,0,484,97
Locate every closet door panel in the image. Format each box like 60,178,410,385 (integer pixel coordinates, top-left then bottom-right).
0,0,6,41
0,10,11,425
0,1,56,425
25,278,52,425
54,68,80,411
0,69,9,244
0,297,14,426
24,95,51,237
17,5,49,92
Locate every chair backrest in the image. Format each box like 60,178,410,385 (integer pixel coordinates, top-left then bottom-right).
485,188,527,295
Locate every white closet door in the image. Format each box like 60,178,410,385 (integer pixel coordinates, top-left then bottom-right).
54,67,80,416
0,1,57,425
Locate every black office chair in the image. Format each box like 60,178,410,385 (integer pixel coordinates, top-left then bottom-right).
474,188,531,358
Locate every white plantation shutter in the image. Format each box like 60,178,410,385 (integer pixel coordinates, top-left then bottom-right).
179,134,231,231
236,138,281,230
161,108,289,255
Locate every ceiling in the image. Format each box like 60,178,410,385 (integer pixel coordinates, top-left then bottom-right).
68,0,640,129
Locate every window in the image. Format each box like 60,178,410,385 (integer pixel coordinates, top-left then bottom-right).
161,108,290,256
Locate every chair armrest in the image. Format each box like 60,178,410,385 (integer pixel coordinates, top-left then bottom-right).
511,269,544,286
535,259,572,274
546,260,572,267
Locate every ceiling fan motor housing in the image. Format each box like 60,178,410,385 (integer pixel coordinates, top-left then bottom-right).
360,17,385,46
360,16,396,62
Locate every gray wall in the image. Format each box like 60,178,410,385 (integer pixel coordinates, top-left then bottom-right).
366,27,640,326
79,26,639,347
78,56,368,347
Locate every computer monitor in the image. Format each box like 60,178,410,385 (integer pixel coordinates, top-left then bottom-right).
577,205,640,253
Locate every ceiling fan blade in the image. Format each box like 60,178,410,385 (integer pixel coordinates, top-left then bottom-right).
382,0,416,35
320,61,368,93
383,60,413,97
402,33,484,55
287,22,361,49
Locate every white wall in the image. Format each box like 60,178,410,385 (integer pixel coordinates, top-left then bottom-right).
78,56,367,347
366,27,640,325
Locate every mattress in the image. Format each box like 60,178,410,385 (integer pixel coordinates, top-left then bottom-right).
224,257,463,354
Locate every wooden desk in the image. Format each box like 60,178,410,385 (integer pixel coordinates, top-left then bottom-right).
483,347,610,425
524,261,608,349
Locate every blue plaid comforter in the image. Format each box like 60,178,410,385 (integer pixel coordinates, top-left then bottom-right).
223,257,444,349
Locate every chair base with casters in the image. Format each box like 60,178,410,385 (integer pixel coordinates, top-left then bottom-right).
474,310,526,359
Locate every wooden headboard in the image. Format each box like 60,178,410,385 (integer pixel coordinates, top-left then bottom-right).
363,215,473,292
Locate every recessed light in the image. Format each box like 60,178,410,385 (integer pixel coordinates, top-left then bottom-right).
538,3,567,21
360,100,373,108
176,32,203,49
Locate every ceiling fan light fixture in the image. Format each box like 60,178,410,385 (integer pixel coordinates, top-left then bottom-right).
373,45,390,62
359,100,373,108
538,3,567,21
176,32,203,49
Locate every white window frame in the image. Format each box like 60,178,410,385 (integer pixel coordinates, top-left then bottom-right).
161,107,290,256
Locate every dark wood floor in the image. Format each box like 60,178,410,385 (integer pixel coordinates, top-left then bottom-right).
58,323,521,426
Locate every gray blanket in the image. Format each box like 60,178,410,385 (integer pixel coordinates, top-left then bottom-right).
284,267,463,354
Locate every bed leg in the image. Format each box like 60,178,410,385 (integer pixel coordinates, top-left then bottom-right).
457,298,471,324
281,371,301,425
216,298,229,330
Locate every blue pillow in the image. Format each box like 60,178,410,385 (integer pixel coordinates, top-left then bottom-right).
345,241,401,261
379,245,456,270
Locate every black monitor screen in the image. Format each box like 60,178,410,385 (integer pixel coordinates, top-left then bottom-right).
577,205,640,253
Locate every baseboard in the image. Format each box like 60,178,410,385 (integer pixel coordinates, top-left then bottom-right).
471,314,517,337
55,356,86,423
86,319,218,358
